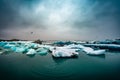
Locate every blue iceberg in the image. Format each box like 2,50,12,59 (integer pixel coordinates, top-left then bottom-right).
0,42,7,47
3,44,15,49
11,46,27,53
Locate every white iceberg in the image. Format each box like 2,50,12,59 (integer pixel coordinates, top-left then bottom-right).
0,48,12,55
0,47,4,54
86,50,106,56
65,44,106,56
52,47,79,58
84,44,120,51
26,49,36,55
65,44,85,49
0,51,3,54
82,47,94,53
83,47,105,55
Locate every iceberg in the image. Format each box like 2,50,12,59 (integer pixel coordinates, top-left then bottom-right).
86,50,106,56
83,47,105,55
52,47,79,58
84,44,120,51
10,46,17,51
0,42,7,47
0,51,3,54
0,50,6,55
0,47,4,54
82,47,94,53
65,44,85,49
36,48,48,55
53,41,74,46
11,46,27,53
0,49,12,55
26,49,36,56
65,44,106,56
26,43,39,49
8,42,17,45
3,44,15,49
0,41,39,55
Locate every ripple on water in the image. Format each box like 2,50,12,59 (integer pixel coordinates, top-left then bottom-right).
30,57,79,79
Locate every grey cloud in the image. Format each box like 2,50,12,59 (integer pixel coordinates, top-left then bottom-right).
0,0,120,40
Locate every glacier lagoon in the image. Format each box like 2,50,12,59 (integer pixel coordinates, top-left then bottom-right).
0,41,120,80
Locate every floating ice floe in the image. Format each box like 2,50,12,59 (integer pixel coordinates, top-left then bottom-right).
0,51,3,54
3,44,15,49
53,41,73,46
83,47,105,55
82,47,94,53
26,49,36,56
64,44,85,52
66,44,106,56
64,44,85,49
23,42,38,49
0,48,4,54
52,47,79,58
36,47,48,55
0,48,12,55
84,44,120,51
0,42,7,47
87,50,106,56
11,46,27,53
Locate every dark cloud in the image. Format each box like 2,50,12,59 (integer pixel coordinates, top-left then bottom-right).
0,0,120,40
0,0,17,30
0,0,43,30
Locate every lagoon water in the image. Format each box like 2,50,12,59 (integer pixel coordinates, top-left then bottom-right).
0,51,120,80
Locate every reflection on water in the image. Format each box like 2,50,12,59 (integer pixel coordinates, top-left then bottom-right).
52,58,68,64
37,52,49,56
87,54,106,59
27,54,36,58
0,51,120,80
52,57,78,64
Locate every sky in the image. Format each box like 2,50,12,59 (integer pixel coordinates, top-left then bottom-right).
0,0,120,40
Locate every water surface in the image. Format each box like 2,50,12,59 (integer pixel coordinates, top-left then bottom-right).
0,51,120,80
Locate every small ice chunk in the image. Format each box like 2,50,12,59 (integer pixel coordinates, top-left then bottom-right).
26,49,36,55
11,47,27,53
36,48,48,55
23,43,39,49
0,42,7,47
0,49,12,55
0,51,3,54
3,44,15,49
10,46,17,51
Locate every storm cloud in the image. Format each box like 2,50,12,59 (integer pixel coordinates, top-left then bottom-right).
0,0,120,40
